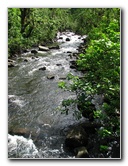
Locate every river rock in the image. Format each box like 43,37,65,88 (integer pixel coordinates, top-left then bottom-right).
70,60,76,65
9,127,30,138
31,56,35,59
74,146,89,158
68,54,73,58
47,75,55,79
23,49,30,53
66,38,70,41
49,45,60,49
24,58,29,62
8,62,15,67
70,65,76,69
31,49,38,54
8,59,15,63
39,45,49,51
59,76,67,80
67,51,72,53
65,126,88,149
72,53,78,57
37,51,47,54
56,64,62,66
39,67,46,71
82,38,86,43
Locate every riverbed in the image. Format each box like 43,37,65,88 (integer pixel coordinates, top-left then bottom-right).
8,31,87,158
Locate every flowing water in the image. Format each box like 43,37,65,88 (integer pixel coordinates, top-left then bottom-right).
8,31,87,158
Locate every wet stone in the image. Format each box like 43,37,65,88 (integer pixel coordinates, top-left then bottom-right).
24,59,29,62
39,67,46,71
66,38,70,41
8,62,15,67
47,75,55,79
74,146,89,158
56,64,62,66
31,49,38,54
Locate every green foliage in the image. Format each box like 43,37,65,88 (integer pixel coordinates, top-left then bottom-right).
58,9,120,150
100,145,109,152
98,128,112,138
8,8,72,56
93,110,102,118
58,81,67,89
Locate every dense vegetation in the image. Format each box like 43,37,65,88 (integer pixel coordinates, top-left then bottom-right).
58,8,120,155
8,8,73,56
8,8,120,156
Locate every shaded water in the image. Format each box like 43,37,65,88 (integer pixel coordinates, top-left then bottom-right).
8,32,86,158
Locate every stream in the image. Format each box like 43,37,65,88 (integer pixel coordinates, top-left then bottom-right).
8,31,87,158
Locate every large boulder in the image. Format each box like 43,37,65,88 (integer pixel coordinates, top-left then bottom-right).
65,126,88,149
38,45,49,51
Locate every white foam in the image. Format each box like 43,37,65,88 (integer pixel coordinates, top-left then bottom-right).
8,95,25,108
8,134,39,158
